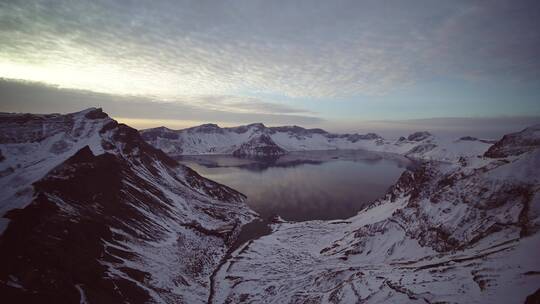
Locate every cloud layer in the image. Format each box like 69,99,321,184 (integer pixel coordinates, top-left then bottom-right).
2,79,538,140
0,79,323,128
1,0,538,100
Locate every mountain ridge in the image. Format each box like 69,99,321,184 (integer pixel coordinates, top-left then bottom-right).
0,108,256,303
1,108,539,303
141,121,494,163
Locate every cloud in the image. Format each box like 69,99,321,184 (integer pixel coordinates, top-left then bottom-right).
0,0,537,100
429,0,540,80
330,116,540,139
2,79,537,138
190,95,315,115
0,79,324,128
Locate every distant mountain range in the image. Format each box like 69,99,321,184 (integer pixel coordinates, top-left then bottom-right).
140,123,384,157
141,123,496,162
0,108,539,303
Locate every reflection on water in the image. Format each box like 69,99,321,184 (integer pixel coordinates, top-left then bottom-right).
178,150,411,222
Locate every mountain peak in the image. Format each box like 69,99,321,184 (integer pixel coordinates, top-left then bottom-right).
232,133,286,158
269,125,328,135
200,123,220,128
407,131,432,141
69,107,107,118
187,123,223,134
484,123,540,158
246,123,266,129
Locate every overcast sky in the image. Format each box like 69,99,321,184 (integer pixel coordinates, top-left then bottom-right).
0,0,539,137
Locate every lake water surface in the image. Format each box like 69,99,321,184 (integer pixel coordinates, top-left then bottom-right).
178,150,411,222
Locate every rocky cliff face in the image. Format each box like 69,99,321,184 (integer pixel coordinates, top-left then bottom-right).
0,108,256,303
210,127,540,304
232,134,286,158
484,124,540,158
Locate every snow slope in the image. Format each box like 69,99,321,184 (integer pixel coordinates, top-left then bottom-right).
211,125,540,303
0,108,110,232
0,108,256,303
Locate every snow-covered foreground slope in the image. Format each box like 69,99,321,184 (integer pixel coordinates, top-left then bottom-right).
0,109,256,303
141,123,494,163
211,125,540,304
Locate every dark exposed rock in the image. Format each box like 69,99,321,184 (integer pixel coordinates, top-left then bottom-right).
0,108,254,303
140,126,180,140
0,113,73,143
183,165,246,202
269,126,328,136
460,136,478,141
525,288,540,304
84,107,108,119
484,124,540,158
0,148,150,304
406,143,437,156
232,134,286,158
230,123,266,134
407,131,432,141
188,123,224,134
245,123,266,130
0,139,248,302
344,133,382,142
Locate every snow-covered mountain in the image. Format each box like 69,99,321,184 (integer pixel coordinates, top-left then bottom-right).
141,123,495,163
387,132,497,162
1,109,538,303
210,125,540,303
0,108,256,303
140,123,385,157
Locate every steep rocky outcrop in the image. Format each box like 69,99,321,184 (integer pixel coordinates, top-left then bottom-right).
232,134,286,158
0,108,256,303
407,131,432,141
484,124,540,158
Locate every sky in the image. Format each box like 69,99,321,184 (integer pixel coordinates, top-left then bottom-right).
0,0,539,138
